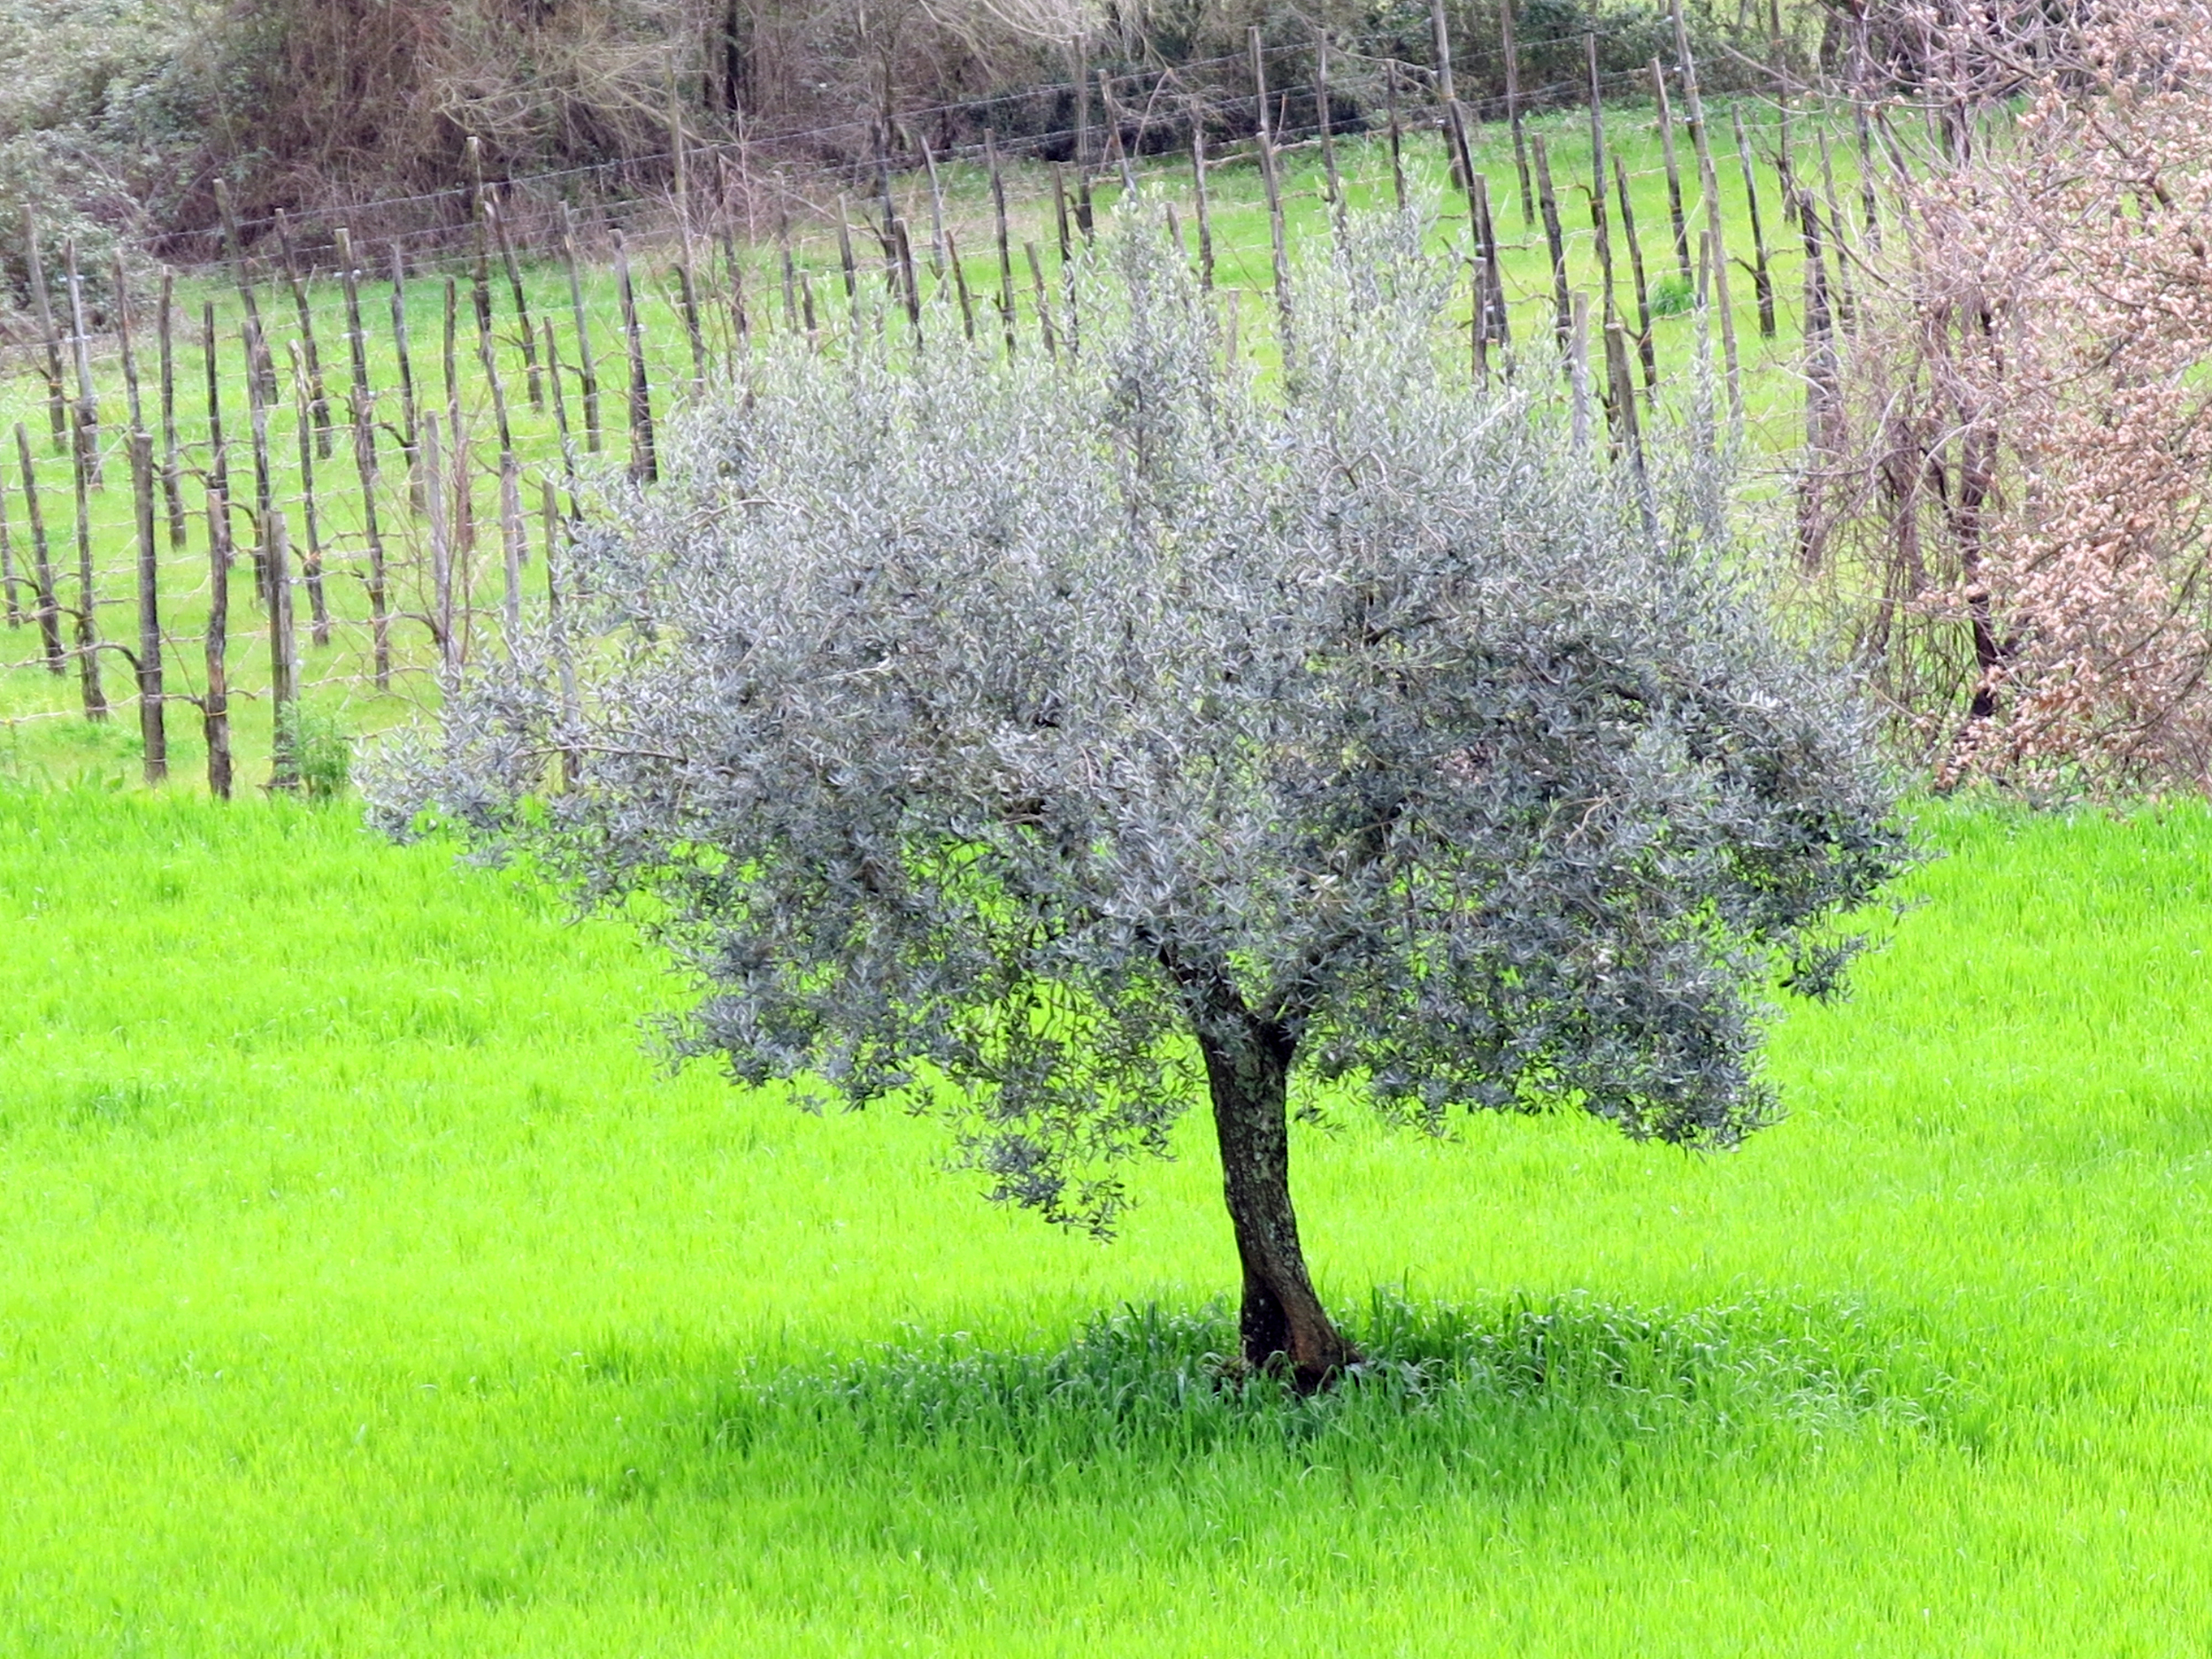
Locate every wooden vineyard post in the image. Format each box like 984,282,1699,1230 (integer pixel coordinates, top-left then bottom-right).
1601,313,1632,450
1249,27,1294,365
893,216,922,340
919,136,950,273
1732,105,1778,338
111,250,143,432
442,274,462,444
449,427,474,639
67,407,105,720
986,133,1017,354
1671,0,1740,420
441,277,474,569
719,223,751,362
467,139,496,355
1568,290,1592,449
113,267,164,773
1770,4,1796,226
1653,59,1694,282
1024,242,1057,358
203,485,232,800
130,428,165,781
1076,39,1094,189
1385,63,1407,214
542,471,582,788
1796,186,1840,567
487,198,543,409
1472,172,1509,357
612,231,657,482
834,201,858,305
288,341,330,648
1099,72,1137,197
423,412,455,672
22,211,67,447
0,470,20,630
479,296,523,653
776,202,799,333
1532,135,1571,352
1053,164,1079,356
1817,127,1858,329
501,457,525,642
388,248,423,504
0,465,16,627
157,270,188,551
1586,35,1619,335
561,205,604,454
1190,113,1216,291
874,165,905,293
267,510,299,792
541,319,583,518
243,318,276,598
475,271,516,462
1444,97,1479,242
1316,35,1345,241
1607,319,1659,539
200,304,232,553
14,425,65,672
1689,228,1720,490
676,252,710,395
1469,251,1487,387
539,472,561,584
1604,316,1638,444
62,238,103,488
1074,50,1097,242
273,210,333,457
1855,100,1883,251
213,179,276,409
1428,0,1455,105
335,229,389,687
1502,0,1532,226
1613,153,1658,395
947,230,977,341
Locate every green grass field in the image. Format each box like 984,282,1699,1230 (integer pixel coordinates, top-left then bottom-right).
5,94,2158,1654
5,787,2212,1652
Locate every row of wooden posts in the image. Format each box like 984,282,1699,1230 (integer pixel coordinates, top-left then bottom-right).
0,0,1865,798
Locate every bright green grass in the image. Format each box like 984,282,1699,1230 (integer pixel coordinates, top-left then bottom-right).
0,95,1835,788
4,788,2212,1652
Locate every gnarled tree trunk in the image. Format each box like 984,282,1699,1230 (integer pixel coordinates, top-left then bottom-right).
1196,1015,1360,1389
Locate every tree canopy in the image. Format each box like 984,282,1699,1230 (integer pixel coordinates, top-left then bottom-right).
372,209,1911,1384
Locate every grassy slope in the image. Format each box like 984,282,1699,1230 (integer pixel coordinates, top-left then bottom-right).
4,789,2211,1653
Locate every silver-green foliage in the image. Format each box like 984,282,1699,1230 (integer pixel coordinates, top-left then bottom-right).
372,206,1909,1233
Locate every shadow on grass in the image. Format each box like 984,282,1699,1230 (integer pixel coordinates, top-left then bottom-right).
679,1293,1962,1489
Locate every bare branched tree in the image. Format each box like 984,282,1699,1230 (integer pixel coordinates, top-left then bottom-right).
371,207,1909,1386
1809,0,2212,792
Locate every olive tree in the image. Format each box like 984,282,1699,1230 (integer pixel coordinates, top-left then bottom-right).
371,210,1909,1386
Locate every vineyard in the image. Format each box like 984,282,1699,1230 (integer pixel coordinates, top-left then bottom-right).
1,19,1863,787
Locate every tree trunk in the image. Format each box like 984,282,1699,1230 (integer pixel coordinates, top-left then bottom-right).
1197,1014,1360,1389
